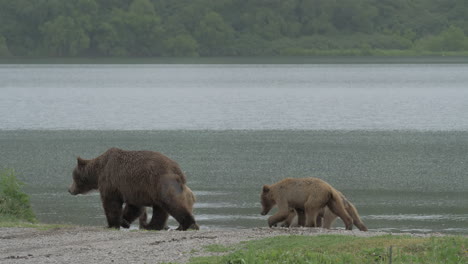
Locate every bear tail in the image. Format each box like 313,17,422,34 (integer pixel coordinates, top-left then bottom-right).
327,189,353,230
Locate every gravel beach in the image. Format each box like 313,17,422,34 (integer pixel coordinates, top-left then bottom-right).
0,226,449,264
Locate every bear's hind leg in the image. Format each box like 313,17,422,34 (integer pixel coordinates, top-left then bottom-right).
143,205,170,230
322,207,338,229
162,202,198,231
346,203,368,231
169,209,198,231
327,196,353,230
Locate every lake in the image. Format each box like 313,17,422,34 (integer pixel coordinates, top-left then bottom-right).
0,62,467,234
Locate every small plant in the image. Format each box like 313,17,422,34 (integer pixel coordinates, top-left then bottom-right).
0,169,36,223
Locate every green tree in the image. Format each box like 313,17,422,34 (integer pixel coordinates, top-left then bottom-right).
194,11,234,55
230,33,269,56
1,0,468,57
298,0,336,35
104,4,165,56
437,26,467,51
129,0,155,15
241,8,287,40
332,0,377,33
163,34,198,56
93,22,126,56
418,26,468,52
40,16,90,56
0,35,10,56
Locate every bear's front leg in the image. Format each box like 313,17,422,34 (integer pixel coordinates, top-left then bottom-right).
268,210,290,227
102,197,123,229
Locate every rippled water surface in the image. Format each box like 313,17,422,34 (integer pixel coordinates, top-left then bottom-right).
0,63,467,234
1,64,468,130
1,130,466,234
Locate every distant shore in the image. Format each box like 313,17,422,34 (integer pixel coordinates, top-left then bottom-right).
1,55,468,65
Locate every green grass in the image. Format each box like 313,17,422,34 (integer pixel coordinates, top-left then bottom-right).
189,235,467,264
0,169,36,223
204,244,232,253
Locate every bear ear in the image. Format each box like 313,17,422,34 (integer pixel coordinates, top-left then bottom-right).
262,185,270,193
77,157,88,166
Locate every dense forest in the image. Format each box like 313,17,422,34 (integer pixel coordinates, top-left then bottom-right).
1,0,467,57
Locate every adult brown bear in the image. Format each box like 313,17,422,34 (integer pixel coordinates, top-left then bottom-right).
68,148,198,230
260,177,353,230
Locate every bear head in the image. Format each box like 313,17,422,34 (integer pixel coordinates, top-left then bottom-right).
68,157,98,195
260,185,275,215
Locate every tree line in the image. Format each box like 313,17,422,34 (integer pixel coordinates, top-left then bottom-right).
1,0,467,57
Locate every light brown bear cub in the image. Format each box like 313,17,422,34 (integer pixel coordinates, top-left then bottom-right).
260,177,353,230
282,191,368,231
68,148,198,231
137,185,197,230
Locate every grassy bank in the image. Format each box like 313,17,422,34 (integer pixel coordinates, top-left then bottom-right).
0,169,36,224
189,235,467,264
0,169,72,230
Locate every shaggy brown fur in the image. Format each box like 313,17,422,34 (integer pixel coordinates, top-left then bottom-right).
281,192,368,231
260,178,353,230
68,148,198,231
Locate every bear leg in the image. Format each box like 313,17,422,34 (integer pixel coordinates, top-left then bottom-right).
322,207,338,229
281,209,296,227
102,197,123,229
327,195,353,230
296,208,306,227
143,205,170,231
267,209,290,227
162,202,198,231
121,204,144,228
345,203,368,231
304,208,321,227
169,209,198,230
304,197,323,227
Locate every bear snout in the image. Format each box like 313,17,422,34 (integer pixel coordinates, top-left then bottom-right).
68,185,78,195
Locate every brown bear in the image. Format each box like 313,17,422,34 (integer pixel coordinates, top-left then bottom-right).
137,185,197,230
280,192,368,231
260,177,353,229
68,147,198,231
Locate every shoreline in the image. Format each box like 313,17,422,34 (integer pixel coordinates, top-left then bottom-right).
0,226,456,264
1,55,468,65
